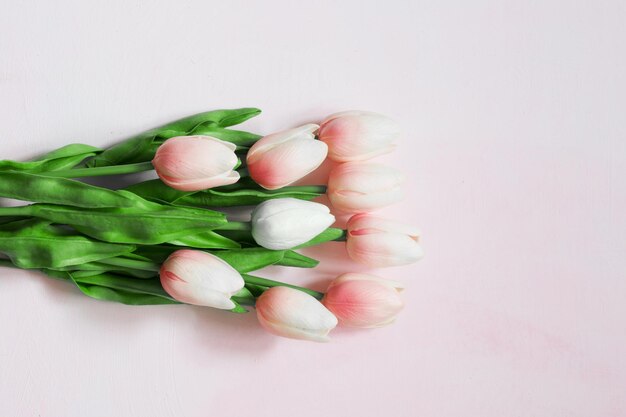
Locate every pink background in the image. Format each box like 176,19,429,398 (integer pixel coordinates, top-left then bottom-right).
1,1,625,416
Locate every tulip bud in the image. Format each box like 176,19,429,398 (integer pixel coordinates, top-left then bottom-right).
152,136,240,191
346,214,423,267
318,111,400,162
256,286,338,342
322,273,404,328
327,162,404,213
246,124,328,190
160,249,244,309
251,198,335,250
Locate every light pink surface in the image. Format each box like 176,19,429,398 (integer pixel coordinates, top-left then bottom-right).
1,1,625,416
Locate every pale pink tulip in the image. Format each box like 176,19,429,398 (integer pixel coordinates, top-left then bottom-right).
327,162,404,213
152,135,239,191
318,111,400,162
346,214,423,267
160,250,244,309
246,124,328,190
256,286,338,342
322,273,404,328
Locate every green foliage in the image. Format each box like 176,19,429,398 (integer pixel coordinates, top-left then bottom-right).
0,171,152,208
0,144,100,173
125,177,325,207
0,219,135,269
87,108,261,167
22,203,227,245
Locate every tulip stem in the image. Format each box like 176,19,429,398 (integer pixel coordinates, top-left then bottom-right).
216,221,252,231
44,162,155,178
243,273,324,300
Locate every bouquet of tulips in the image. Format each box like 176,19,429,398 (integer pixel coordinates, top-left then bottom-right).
0,108,422,342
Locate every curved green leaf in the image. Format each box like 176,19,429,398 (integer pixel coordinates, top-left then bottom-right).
0,143,101,173
0,219,135,269
22,203,227,245
0,171,154,208
87,108,261,167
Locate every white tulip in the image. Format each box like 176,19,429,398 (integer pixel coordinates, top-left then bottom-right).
251,198,335,250
159,250,244,309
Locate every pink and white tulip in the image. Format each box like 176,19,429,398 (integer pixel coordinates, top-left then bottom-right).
318,111,400,162
322,273,404,328
327,162,404,213
251,198,335,250
246,124,328,190
346,214,423,267
152,136,239,191
160,250,244,309
256,286,338,342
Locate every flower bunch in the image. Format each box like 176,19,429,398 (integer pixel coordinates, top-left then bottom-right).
0,108,422,342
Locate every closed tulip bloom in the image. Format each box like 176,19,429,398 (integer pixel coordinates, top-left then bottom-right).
246,124,328,190
160,250,244,309
327,162,404,213
251,198,335,250
346,214,423,267
322,273,404,328
318,111,400,162
152,136,240,191
256,286,338,342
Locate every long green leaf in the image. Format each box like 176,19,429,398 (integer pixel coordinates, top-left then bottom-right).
0,171,154,208
125,178,325,207
0,219,135,269
22,203,227,245
0,143,101,173
87,108,261,167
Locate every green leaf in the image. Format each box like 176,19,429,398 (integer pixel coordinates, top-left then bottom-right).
180,185,325,207
0,143,101,173
212,248,288,273
189,126,261,148
21,203,227,245
87,108,261,167
295,227,346,248
0,219,136,269
230,300,249,314
33,143,101,162
124,179,194,204
44,270,179,305
0,171,155,208
244,283,267,297
277,250,319,268
167,230,241,249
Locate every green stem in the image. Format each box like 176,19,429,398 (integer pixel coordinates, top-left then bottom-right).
97,257,161,272
334,230,347,241
45,162,154,178
0,206,31,217
243,274,324,300
216,221,252,231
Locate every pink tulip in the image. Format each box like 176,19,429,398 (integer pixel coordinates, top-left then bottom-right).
160,250,244,309
346,214,423,267
327,162,404,213
322,273,404,328
256,286,338,342
318,111,400,162
246,124,328,190
152,135,240,191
